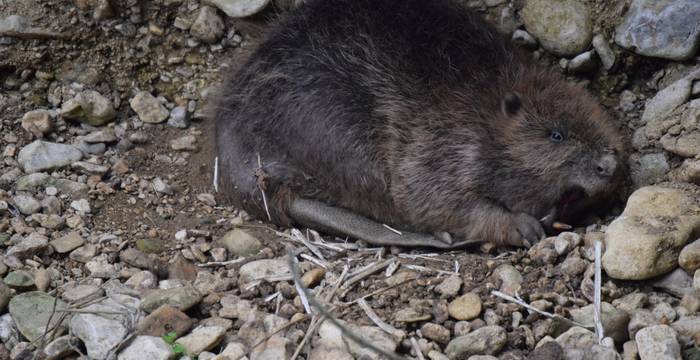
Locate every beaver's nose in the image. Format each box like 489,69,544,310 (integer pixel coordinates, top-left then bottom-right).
596,154,618,177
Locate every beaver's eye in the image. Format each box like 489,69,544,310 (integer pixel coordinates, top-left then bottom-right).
550,131,564,143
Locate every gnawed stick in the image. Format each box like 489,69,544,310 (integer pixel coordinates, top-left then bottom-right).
491,290,590,329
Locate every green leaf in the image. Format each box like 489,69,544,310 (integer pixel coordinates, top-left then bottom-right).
162,332,178,344
172,343,186,355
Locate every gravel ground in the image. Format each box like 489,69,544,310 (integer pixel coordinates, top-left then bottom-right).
1,0,700,360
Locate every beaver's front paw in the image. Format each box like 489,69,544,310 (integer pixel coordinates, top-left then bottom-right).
505,212,545,248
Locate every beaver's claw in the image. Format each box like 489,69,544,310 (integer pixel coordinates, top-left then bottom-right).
507,212,546,248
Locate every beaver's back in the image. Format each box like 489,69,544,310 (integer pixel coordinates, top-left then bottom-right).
213,0,540,229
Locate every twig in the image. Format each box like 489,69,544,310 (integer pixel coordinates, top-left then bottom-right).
289,315,325,360
357,298,406,340
0,30,70,40
289,266,350,360
398,253,453,264
55,309,127,315
41,296,59,347
292,257,312,314
342,278,420,306
265,292,281,302
196,258,245,267
287,254,404,360
231,313,310,360
299,253,330,270
342,258,395,289
382,224,403,235
593,241,604,343
385,260,400,277
292,228,326,262
403,264,454,276
213,156,219,192
257,153,272,221
491,290,590,329
410,337,426,360
240,223,346,252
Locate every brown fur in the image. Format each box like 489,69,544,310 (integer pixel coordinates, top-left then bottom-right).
212,0,626,246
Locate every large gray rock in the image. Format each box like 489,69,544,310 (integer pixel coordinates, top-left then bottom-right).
629,153,669,187
679,239,700,273
238,259,292,284
661,132,700,158
3,270,35,290
60,90,116,126
17,140,83,173
445,325,506,359
15,172,52,191
569,303,630,344
521,0,592,56
140,284,202,313
635,325,681,360
130,91,169,124
318,320,399,360
218,229,263,257
176,326,226,356
12,194,41,215
642,78,693,127
7,233,49,260
117,335,175,360
615,0,700,61
555,326,597,358
8,292,69,343
203,0,271,18
670,316,700,346
21,109,53,138
43,335,79,360
190,6,224,43
603,185,700,280
70,301,131,360
50,231,85,254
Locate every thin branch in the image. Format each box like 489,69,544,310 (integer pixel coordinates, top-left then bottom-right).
403,264,455,276
382,224,403,235
232,314,311,360
196,258,245,267
491,290,590,329
292,228,326,262
342,258,394,289
257,153,272,221
292,257,312,314
287,254,405,360
410,337,426,360
213,156,219,192
288,265,351,360
593,241,604,343
0,30,70,40
41,296,59,347
357,298,405,340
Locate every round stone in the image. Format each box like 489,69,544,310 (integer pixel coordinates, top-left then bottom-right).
448,293,482,321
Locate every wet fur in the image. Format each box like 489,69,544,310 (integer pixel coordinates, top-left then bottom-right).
213,0,625,245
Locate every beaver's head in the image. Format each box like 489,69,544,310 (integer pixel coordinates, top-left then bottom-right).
491,65,626,228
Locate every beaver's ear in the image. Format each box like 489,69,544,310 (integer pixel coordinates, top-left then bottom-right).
502,92,521,117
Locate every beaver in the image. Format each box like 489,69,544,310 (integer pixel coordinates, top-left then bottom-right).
213,0,625,248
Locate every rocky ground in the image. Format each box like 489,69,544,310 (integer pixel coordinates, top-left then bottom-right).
1,0,700,359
